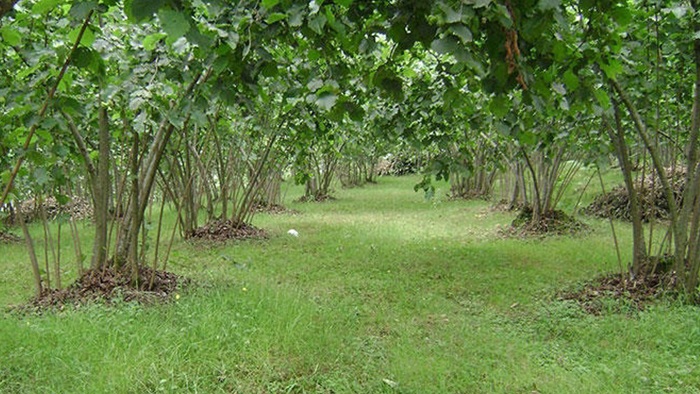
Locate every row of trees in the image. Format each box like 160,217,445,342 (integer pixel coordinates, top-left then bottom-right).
2,0,700,298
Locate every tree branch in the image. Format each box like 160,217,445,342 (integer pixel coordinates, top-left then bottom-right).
59,109,96,177
0,10,95,206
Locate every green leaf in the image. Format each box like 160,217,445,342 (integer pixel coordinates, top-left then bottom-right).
430,36,459,55
143,33,166,51
593,89,611,109
69,1,98,20
261,0,280,9
518,131,536,145
315,92,337,111
158,8,191,44
343,101,364,121
288,5,305,27
472,0,491,8
56,193,70,205
325,6,345,35
67,26,96,47
551,41,568,62
0,26,22,46
333,0,353,7
380,77,403,101
306,78,324,92
33,167,49,186
670,6,689,19
449,25,472,44
72,47,100,71
308,14,327,35
266,12,287,24
460,52,484,76
552,82,566,95
562,69,579,91
537,0,560,11
489,95,510,118
126,0,165,21
32,0,63,15
439,3,461,23
225,31,240,50
611,6,632,27
308,49,321,61
600,59,623,79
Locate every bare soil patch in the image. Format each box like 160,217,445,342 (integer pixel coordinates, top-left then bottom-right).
13,266,187,313
188,220,267,242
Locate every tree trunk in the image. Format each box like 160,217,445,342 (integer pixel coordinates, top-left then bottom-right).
0,0,18,19
605,105,647,274
113,122,175,267
91,105,111,269
18,209,42,297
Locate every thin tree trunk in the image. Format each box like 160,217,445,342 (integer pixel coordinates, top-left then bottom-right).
92,105,110,269
18,209,42,297
604,106,647,274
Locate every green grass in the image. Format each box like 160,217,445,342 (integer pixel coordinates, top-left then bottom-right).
2,175,699,393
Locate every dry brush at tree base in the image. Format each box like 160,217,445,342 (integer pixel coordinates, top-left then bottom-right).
502,206,590,236
12,266,188,312
0,231,21,243
249,201,299,215
584,167,687,222
296,194,337,203
187,219,267,242
490,199,527,213
1,196,93,226
560,269,678,315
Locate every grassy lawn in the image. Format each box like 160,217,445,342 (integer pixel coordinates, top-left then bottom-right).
2,175,700,393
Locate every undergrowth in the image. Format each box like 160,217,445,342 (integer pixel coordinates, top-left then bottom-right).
1,175,699,393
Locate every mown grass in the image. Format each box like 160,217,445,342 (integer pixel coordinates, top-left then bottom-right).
2,174,700,393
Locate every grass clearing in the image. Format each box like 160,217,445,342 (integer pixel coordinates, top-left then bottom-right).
2,175,699,393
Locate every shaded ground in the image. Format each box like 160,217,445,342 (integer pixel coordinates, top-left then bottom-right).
448,190,490,201
559,271,677,315
13,266,187,312
584,167,686,222
188,220,267,242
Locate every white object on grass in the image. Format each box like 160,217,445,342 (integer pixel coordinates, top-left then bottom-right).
287,229,299,237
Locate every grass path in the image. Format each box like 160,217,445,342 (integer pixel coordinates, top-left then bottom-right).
2,176,700,393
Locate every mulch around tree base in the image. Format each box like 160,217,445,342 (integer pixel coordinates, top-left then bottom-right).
499,207,590,237
14,266,188,313
0,231,22,243
583,166,686,222
559,271,677,315
188,220,268,242
490,199,525,212
251,202,299,215
448,191,490,201
296,194,336,203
